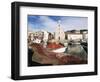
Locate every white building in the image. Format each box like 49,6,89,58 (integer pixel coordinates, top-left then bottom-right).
28,31,43,43
28,32,34,41
42,30,49,42
55,20,65,42
68,33,83,41
83,31,88,40
33,38,41,44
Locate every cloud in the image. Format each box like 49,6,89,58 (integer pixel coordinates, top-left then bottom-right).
28,23,42,32
28,16,88,33
60,17,88,31
38,16,57,32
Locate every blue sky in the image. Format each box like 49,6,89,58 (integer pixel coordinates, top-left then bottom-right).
28,15,88,33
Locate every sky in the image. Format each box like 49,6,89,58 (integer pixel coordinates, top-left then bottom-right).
28,15,88,33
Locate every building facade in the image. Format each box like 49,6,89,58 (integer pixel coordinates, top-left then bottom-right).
55,20,65,42
67,33,83,41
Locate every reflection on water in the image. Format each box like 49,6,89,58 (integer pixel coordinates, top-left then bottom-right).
65,43,87,60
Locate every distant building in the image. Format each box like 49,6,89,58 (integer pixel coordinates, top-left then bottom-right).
28,32,34,42
42,30,49,42
28,31,44,44
48,33,54,40
33,38,41,43
67,33,83,41
55,20,65,42
65,29,88,42
82,31,88,41
34,31,44,40
75,30,80,33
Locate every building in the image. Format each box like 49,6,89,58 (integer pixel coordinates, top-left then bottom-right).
42,30,49,42
48,32,54,40
28,31,44,44
82,31,88,40
67,33,83,41
65,30,88,42
33,38,41,43
34,31,44,40
55,20,65,42
28,32,34,43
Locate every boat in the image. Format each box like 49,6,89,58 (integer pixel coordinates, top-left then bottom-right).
52,47,67,53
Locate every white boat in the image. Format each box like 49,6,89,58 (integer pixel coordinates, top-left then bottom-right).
52,47,67,53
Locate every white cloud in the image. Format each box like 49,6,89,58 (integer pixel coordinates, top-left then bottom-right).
39,16,58,32
28,23,40,32
28,16,88,33
60,17,88,31
38,16,88,32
